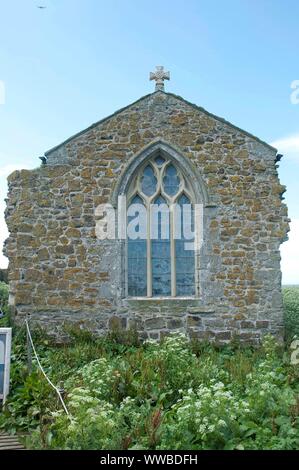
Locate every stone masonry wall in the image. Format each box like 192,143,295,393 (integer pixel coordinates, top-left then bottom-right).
4,91,290,343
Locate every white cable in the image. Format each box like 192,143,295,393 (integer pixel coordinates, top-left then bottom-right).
25,319,70,416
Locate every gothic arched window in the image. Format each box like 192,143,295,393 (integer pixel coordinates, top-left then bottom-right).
126,154,196,297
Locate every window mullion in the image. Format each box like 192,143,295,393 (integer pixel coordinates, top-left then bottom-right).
147,202,152,297
170,203,176,297
127,156,196,298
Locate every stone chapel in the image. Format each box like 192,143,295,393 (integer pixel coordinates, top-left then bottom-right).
4,67,290,343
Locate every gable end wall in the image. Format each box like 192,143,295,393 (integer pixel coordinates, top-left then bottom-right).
5,92,289,343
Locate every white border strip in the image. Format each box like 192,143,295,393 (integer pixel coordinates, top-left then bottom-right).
0,328,12,404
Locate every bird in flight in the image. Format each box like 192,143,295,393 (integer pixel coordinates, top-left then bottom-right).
37,5,46,8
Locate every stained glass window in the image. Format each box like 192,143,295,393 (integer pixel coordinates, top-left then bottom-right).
163,164,180,196
155,155,165,167
141,165,157,196
127,195,147,296
175,194,195,296
151,196,171,296
127,154,196,297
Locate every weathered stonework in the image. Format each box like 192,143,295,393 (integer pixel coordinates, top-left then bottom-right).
4,91,290,343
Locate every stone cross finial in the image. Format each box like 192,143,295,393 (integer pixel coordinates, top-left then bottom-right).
150,66,170,91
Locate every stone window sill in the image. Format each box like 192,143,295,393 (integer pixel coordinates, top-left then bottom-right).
122,297,215,314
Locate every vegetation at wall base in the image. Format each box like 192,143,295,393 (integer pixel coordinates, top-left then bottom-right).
0,286,298,450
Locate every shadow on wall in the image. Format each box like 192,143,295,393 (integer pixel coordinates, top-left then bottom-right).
0,269,8,284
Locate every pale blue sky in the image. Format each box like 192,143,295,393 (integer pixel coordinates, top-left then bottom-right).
0,0,298,283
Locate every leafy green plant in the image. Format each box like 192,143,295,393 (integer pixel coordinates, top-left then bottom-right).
283,286,299,340
1,329,299,450
0,281,8,307
0,281,9,326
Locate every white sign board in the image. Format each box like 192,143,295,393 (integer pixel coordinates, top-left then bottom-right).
0,328,12,403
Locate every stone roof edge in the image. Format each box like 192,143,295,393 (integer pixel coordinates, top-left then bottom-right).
167,92,277,153
45,91,277,157
44,93,154,157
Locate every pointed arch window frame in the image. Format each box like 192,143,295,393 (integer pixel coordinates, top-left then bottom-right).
112,141,212,300
126,153,197,298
